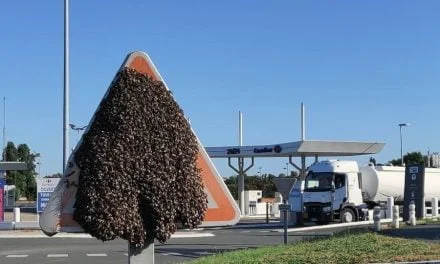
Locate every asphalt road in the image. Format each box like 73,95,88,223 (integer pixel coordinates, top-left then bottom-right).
0,226,333,264
2,224,438,264
382,224,440,242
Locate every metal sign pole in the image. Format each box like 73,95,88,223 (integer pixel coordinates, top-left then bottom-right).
128,238,154,264
283,200,288,245
273,178,297,245
0,178,4,222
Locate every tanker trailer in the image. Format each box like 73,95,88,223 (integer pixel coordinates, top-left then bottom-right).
301,160,440,223
359,164,440,205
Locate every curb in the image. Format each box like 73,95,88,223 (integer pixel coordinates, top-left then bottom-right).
14,221,40,230
271,218,403,233
372,261,440,264
0,222,14,230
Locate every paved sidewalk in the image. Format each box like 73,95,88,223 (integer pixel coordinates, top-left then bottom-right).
4,212,38,222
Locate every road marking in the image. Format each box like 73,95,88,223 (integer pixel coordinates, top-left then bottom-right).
86,253,108,257
171,232,215,238
168,252,184,256
240,230,251,233
47,254,68,257
124,253,128,256
260,230,270,233
0,232,92,238
0,231,214,239
6,255,28,258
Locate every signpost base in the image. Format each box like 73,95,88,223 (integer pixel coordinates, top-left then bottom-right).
128,238,154,264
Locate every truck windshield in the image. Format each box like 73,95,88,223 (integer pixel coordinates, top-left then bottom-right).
305,172,333,191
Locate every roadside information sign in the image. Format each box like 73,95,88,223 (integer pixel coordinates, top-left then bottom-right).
278,204,290,211
37,178,60,213
403,165,425,221
273,178,297,202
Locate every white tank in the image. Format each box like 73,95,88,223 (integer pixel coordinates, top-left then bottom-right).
360,165,440,203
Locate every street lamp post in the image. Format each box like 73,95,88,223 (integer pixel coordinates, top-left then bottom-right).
69,124,87,147
285,162,289,176
398,123,410,166
63,0,70,172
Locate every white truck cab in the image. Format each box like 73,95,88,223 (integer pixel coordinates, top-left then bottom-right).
302,160,368,223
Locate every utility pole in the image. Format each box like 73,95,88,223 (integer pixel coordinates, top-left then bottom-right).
63,0,70,172
398,123,410,166
2,97,6,182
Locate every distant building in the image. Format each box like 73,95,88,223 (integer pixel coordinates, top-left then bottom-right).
430,153,440,168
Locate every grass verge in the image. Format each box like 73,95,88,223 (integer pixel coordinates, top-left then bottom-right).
189,230,440,264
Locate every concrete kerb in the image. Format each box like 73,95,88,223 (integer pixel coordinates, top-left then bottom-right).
371,261,440,264
0,221,14,230
272,218,403,233
200,218,405,231
0,221,40,230
14,221,40,230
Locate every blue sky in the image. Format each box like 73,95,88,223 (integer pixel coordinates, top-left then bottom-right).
1,1,439,177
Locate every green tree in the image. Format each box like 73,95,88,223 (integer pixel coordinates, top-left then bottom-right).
224,175,238,200
389,151,425,166
4,141,38,200
224,173,279,200
44,173,62,178
4,141,18,161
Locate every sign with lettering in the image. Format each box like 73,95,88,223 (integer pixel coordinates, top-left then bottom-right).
37,178,60,213
278,204,290,211
403,165,425,221
0,178,4,221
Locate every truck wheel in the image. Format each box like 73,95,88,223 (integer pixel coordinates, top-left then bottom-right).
341,208,356,223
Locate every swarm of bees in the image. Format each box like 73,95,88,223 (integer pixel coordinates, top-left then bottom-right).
72,68,208,247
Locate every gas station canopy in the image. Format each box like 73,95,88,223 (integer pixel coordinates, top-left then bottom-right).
0,162,28,171
205,140,385,158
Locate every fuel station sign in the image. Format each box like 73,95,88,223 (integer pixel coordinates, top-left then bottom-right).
403,165,425,221
37,178,60,213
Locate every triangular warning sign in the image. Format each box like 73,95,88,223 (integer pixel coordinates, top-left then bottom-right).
124,52,240,227
39,52,240,235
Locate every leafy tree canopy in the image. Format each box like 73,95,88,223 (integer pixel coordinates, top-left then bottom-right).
224,171,298,200
44,173,62,178
3,141,38,200
388,151,425,166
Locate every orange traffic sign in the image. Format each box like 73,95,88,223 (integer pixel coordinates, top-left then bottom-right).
39,52,240,235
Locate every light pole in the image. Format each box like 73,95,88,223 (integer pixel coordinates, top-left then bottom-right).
63,0,70,172
398,123,410,166
283,165,289,177
2,97,5,161
258,167,262,177
69,124,87,146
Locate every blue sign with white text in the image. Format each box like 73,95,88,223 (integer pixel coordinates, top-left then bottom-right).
37,192,53,212
37,178,60,213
